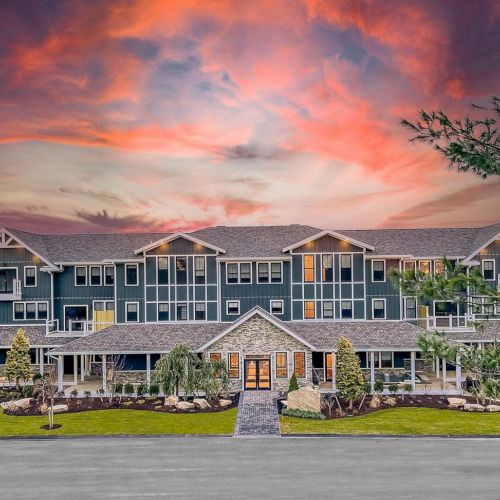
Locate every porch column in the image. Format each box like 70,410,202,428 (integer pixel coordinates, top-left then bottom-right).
80,355,85,382
57,355,64,392
410,351,416,391
102,354,107,392
331,352,336,391
146,354,151,386
455,354,462,394
442,358,447,386
39,348,44,376
73,355,78,384
370,351,375,390
435,357,440,376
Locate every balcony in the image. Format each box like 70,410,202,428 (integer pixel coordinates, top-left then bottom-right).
0,278,22,301
46,319,114,337
405,314,476,332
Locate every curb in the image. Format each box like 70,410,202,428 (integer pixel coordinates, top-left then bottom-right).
0,433,234,441
281,433,500,439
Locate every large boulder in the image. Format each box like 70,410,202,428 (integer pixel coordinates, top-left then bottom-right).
485,404,500,412
52,404,68,413
164,395,179,407
193,398,211,409
447,397,467,408
369,394,381,409
385,397,397,407
176,401,195,410
287,387,321,413
0,398,32,411
218,399,232,408
463,403,485,412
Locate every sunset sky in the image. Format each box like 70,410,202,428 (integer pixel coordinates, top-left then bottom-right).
0,0,499,234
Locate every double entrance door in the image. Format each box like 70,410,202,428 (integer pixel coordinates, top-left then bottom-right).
244,358,270,390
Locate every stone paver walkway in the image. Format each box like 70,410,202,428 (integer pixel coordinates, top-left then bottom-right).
234,391,280,438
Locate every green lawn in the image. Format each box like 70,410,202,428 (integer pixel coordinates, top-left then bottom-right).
280,408,500,435
0,408,238,437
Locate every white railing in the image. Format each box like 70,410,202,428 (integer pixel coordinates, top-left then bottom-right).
406,314,476,331
0,279,22,300
46,319,59,335
67,320,114,335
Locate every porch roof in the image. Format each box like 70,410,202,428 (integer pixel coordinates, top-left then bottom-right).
0,326,71,348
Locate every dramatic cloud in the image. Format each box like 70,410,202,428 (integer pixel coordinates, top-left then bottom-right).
0,0,498,232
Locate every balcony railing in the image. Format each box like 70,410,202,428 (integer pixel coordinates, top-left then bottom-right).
66,320,114,336
405,314,476,331
0,279,22,301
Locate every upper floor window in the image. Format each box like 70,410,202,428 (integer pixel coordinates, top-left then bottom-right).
195,302,206,320
304,300,315,319
322,301,334,319
194,256,205,284
125,264,138,286
176,257,187,284
404,261,416,273
94,300,114,312
257,262,282,284
419,261,431,276
482,260,495,280
158,257,169,285
14,301,48,321
226,300,240,315
258,263,269,283
404,297,417,319
372,299,386,319
341,300,353,319
340,254,352,282
37,302,48,319
240,263,251,283
158,303,169,321
271,263,282,283
270,300,284,315
75,266,87,286
372,260,385,282
227,263,238,283
89,266,102,286
226,263,251,284
177,303,188,320
304,255,314,282
322,254,333,282
24,266,36,287
104,265,114,286
0,268,17,293
125,302,138,322
14,302,24,320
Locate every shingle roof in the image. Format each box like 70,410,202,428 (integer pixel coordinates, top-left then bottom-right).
0,326,72,347
4,222,500,263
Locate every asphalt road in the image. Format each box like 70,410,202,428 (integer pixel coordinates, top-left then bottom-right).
1,437,499,499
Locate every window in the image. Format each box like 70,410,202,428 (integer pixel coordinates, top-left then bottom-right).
322,301,334,319
404,297,417,319
125,264,138,286
271,263,282,283
158,257,169,285
89,266,102,286
304,301,315,319
341,300,352,319
104,265,114,286
26,302,36,320
195,302,206,320
258,263,269,283
126,302,138,322
471,296,483,315
270,300,283,315
322,254,333,282
0,268,17,293
340,254,352,281
158,303,169,321
226,300,240,315
482,260,495,280
194,256,205,284
293,352,306,378
372,299,386,319
210,352,221,361
381,351,392,368
304,255,314,282
433,260,444,275
75,266,87,286
177,303,187,321
372,260,385,282
228,352,239,379
227,263,238,283
14,303,24,320
419,261,431,276
94,301,114,312
275,352,288,378
404,261,416,273
37,302,48,319
24,266,36,287
240,263,251,283
176,257,187,284
484,298,495,316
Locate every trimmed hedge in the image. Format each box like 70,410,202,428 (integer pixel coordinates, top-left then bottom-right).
282,407,326,420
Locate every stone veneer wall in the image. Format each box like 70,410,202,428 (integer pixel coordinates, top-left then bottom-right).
207,315,312,391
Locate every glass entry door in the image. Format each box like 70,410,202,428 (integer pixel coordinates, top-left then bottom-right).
244,358,271,390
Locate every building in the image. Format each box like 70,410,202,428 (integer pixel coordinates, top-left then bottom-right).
0,223,499,394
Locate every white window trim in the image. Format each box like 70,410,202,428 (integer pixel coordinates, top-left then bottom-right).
292,351,307,379
372,298,387,320
225,262,252,285
403,296,417,319
226,300,240,315
371,259,386,282
176,302,188,321
89,265,102,286
340,253,353,282
419,260,431,275
322,300,334,319
194,302,207,321
125,301,140,322
125,263,139,286
269,299,284,316
257,262,283,284
193,256,206,285
303,254,315,283
104,265,115,286
321,254,334,283
74,266,87,286
157,302,170,322
23,266,37,287
303,300,316,320
63,304,89,331
92,300,114,314
482,259,495,280
13,301,49,321
275,351,288,379
340,299,353,319
403,260,416,272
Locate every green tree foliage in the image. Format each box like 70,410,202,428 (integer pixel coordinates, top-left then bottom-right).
402,96,500,178
4,328,31,390
336,336,365,410
197,358,230,403
288,372,299,393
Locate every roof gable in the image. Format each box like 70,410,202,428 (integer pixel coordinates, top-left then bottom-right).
282,230,374,253
134,232,226,255
1,228,56,268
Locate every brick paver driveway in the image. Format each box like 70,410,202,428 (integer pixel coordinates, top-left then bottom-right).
234,391,280,437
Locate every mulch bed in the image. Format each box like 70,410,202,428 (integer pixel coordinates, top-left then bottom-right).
278,394,481,419
4,393,240,417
